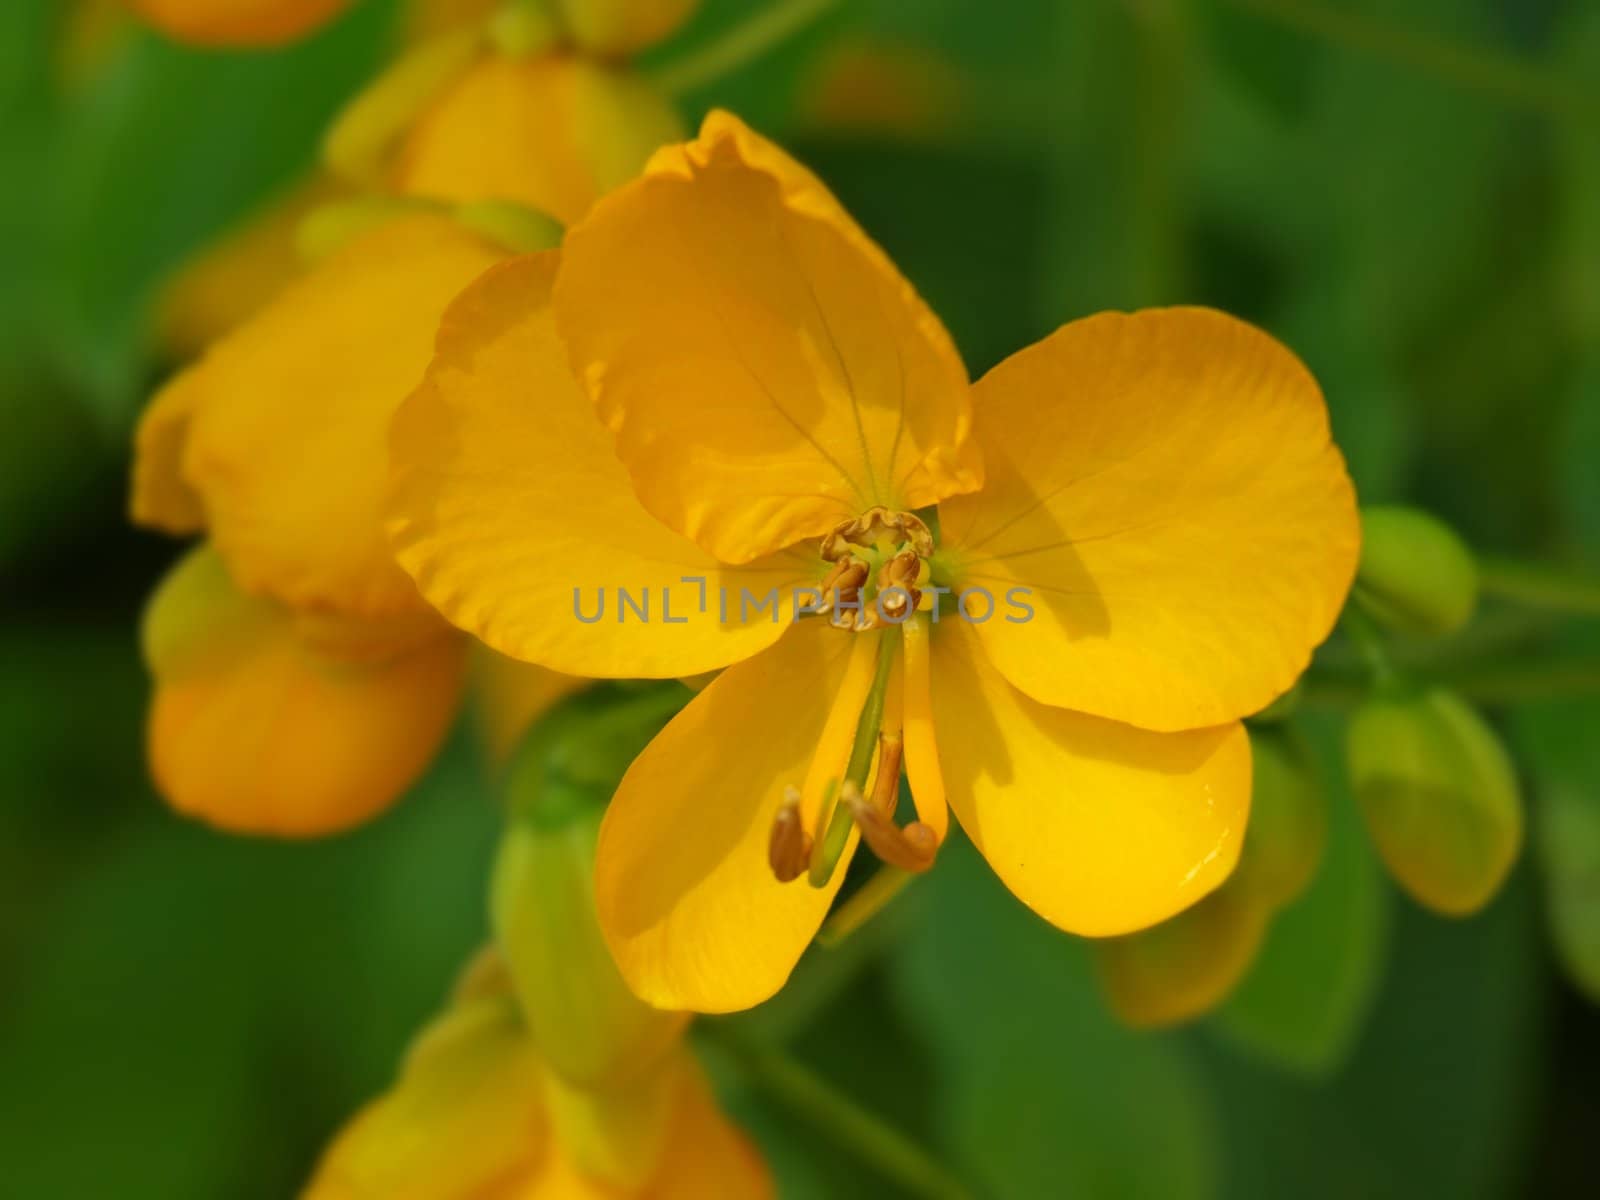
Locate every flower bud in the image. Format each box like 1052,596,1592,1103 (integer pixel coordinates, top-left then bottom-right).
1347,687,1522,915
129,0,352,47
1230,726,1326,911
554,0,699,57
392,53,683,226
541,1057,677,1191
491,686,690,1090
304,987,546,1199
1355,505,1478,636
1094,887,1269,1028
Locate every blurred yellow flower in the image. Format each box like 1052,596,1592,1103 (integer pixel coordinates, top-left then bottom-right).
133,214,577,834
126,0,351,47
390,110,1361,1012
305,949,770,1199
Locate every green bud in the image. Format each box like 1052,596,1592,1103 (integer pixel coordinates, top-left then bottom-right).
1231,726,1326,911
1346,687,1522,915
1355,505,1478,636
491,685,689,1090
1094,888,1270,1029
451,200,563,254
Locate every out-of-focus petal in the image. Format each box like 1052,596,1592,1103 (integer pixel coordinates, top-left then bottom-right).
394,54,683,226
128,0,352,47
174,214,502,620
305,992,547,1200
144,547,465,836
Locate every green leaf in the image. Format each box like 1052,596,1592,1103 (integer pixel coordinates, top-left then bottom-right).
1192,865,1540,1200
1212,718,1390,1076
890,835,1218,1200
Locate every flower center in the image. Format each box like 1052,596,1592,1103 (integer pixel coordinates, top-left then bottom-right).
817,507,933,632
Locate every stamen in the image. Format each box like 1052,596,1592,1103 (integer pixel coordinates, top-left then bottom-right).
767,786,813,883
843,782,938,873
867,732,903,815
808,631,898,887
821,506,934,562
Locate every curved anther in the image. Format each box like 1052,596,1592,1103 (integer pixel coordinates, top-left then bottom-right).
767,786,813,883
842,780,938,873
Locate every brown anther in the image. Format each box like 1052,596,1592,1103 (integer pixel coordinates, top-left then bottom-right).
875,549,924,620
768,786,813,883
821,507,934,562
869,732,904,816
819,556,871,630
843,781,938,872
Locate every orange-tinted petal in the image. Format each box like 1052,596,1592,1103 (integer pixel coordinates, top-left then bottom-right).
174,214,503,621
939,308,1358,732
930,622,1250,936
555,109,981,564
305,992,546,1200
595,620,860,1013
144,547,465,836
128,0,351,46
390,252,815,680
130,369,205,535
643,1055,773,1200
393,54,683,226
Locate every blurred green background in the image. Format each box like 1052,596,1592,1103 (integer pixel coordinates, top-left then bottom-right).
3,0,1599,1196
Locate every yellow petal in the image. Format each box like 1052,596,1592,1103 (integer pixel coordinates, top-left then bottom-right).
1093,886,1270,1028
595,621,859,1013
144,547,465,836
393,54,684,226
554,0,698,57
129,0,351,46
555,109,982,564
930,622,1250,935
389,252,814,679
174,214,503,621
305,992,546,1200
156,175,340,360
939,307,1358,732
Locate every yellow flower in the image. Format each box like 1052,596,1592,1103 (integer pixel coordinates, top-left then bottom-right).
304,956,772,1199
126,0,351,47
134,214,578,834
388,111,1361,1011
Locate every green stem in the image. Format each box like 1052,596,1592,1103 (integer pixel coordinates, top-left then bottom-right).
651,0,839,97
1343,598,1399,687
1218,0,1590,123
817,866,913,947
1477,556,1600,617
707,1033,975,1200
809,631,898,887
1301,652,1600,709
